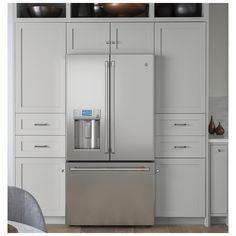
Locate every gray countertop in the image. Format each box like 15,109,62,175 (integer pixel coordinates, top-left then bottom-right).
208,134,228,143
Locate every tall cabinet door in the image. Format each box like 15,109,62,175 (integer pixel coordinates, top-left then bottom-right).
16,23,65,113
111,23,154,54
110,55,154,161
155,23,206,113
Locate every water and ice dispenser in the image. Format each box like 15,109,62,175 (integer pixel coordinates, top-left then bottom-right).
74,109,101,149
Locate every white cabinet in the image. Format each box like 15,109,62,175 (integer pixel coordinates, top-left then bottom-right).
16,114,65,135
16,136,65,158
110,23,154,54
155,136,205,158
155,159,205,217
16,158,65,216
67,22,154,54
67,23,110,54
16,23,65,113
210,144,228,216
155,22,206,113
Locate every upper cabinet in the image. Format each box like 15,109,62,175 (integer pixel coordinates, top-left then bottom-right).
16,23,65,113
110,23,154,54
67,22,154,54
67,23,110,54
155,22,206,113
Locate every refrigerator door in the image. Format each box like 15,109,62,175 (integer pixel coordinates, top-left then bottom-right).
110,55,154,161
66,162,154,225
66,55,109,161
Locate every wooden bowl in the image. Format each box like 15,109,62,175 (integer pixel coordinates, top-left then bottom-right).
102,3,147,17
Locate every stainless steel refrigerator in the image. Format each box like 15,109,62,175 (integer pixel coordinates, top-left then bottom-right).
66,54,154,225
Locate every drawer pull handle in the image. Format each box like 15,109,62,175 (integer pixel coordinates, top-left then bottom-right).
174,123,189,126
174,145,188,149
34,123,49,126
34,145,49,148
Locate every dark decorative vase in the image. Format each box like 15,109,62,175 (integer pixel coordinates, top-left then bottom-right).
174,3,202,17
215,122,225,135
208,116,215,134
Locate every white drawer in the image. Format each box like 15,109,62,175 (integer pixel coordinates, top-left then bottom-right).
155,114,205,135
155,136,205,158
16,114,65,135
16,136,65,157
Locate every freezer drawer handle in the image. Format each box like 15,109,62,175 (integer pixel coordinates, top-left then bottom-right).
34,145,49,148
69,167,150,171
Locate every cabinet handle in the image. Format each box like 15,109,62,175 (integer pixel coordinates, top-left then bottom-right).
218,149,225,152
156,169,160,174
106,41,110,44
34,123,49,126
34,145,49,148
61,169,65,173
174,145,188,149
111,41,116,45
115,28,119,49
174,123,189,126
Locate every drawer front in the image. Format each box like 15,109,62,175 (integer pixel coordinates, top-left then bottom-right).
155,136,205,158
155,114,205,135
16,114,65,135
16,136,65,157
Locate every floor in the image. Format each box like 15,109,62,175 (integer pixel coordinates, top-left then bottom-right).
47,224,228,233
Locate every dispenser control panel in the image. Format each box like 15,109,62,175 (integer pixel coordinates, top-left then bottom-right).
74,109,101,120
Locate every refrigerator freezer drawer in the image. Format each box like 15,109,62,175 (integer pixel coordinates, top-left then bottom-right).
66,162,154,225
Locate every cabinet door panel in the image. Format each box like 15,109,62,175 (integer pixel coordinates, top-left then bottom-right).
111,23,154,54
210,144,228,215
67,23,110,54
16,158,65,216
155,23,205,113
16,23,65,113
155,159,205,217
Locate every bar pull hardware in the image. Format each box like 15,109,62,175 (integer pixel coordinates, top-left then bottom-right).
111,41,116,45
174,123,189,126
105,61,109,154
106,41,110,44
34,123,49,126
34,145,49,148
115,28,119,49
174,145,188,149
111,60,115,154
70,167,150,171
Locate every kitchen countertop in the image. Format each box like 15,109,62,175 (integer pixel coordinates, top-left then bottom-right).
208,134,228,143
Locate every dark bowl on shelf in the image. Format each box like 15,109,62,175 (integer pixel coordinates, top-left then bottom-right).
27,6,63,17
102,3,147,17
155,4,174,17
174,3,202,17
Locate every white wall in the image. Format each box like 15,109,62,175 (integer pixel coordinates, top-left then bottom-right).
209,3,228,97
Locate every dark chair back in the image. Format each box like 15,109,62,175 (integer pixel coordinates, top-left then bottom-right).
8,186,47,232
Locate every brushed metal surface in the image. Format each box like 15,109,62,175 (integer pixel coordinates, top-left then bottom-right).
66,162,154,225
66,55,109,161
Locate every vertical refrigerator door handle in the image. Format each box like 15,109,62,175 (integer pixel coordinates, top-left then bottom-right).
111,61,115,154
105,61,109,154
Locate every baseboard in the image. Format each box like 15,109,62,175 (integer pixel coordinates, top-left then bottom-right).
155,217,205,225
45,217,65,224
211,216,227,225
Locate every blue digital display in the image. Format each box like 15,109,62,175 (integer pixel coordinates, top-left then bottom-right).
82,110,92,116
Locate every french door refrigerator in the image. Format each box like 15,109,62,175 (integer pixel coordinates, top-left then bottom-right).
66,54,154,225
